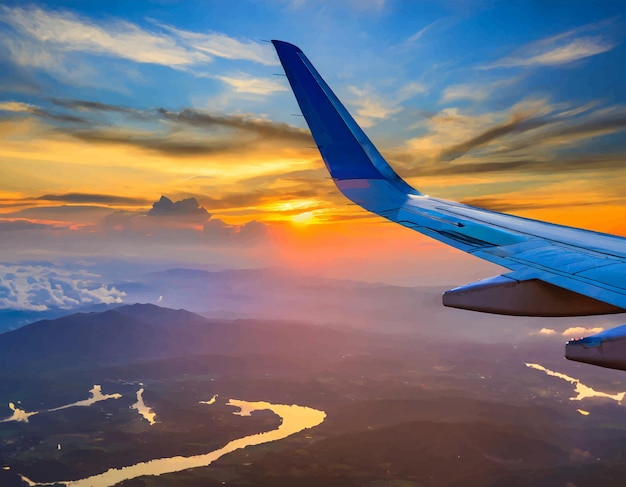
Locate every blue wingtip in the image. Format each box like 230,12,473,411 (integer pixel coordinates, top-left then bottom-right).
272,40,420,196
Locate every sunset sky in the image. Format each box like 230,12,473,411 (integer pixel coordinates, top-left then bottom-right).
1,0,626,289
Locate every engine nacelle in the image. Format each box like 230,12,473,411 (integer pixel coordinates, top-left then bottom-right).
566,325,626,371
443,275,625,317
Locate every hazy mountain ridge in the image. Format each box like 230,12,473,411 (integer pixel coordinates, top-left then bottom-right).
4,266,625,344
0,303,398,374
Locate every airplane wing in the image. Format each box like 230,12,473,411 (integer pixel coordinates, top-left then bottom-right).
272,40,626,369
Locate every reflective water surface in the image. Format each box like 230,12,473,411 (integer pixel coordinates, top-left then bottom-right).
0,402,37,423
199,394,218,405
526,363,626,410
1,385,122,424
20,397,326,487
131,388,156,425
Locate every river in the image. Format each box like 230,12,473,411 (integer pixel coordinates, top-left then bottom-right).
525,363,626,414
20,397,326,487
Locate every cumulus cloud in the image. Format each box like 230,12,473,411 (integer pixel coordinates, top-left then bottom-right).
148,196,210,218
563,326,605,338
531,328,558,336
101,196,270,245
0,264,125,311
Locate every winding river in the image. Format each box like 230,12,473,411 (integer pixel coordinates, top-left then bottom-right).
20,398,326,487
525,363,626,414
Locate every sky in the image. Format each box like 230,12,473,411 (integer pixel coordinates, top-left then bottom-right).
1,0,626,293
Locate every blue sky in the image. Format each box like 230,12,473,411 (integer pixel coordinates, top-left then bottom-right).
0,0,625,294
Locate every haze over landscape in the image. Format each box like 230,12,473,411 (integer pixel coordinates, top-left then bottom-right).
2,1,626,486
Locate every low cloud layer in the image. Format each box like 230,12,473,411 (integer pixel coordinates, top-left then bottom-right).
563,326,605,338
0,264,125,311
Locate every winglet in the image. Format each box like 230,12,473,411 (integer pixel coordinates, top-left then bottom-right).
272,40,420,197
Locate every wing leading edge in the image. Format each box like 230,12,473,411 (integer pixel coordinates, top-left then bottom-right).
272,40,626,369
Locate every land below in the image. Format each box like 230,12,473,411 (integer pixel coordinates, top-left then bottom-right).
1,270,626,486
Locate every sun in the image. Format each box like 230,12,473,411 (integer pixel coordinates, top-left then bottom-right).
292,211,315,225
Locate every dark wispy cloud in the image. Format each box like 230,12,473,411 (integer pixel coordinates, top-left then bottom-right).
157,108,312,143
0,97,314,157
68,129,243,157
459,196,622,213
392,99,626,181
0,219,54,231
396,152,626,181
38,193,149,205
0,100,88,124
50,98,140,114
439,115,549,161
443,109,626,163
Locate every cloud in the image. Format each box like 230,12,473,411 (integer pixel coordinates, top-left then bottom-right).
0,5,275,75
37,193,148,205
531,328,557,336
0,264,125,311
348,81,426,127
458,196,614,213
439,112,548,161
0,100,87,123
394,95,626,175
157,108,311,143
68,128,245,157
0,219,53,231
50,98,139,114
0,101,32,113
392,18,454,53
5,99,312,158
0,7,204,72
440,103,626,162
155,23,277,66
148,196,210,218
563,326,605,337
1,6,207,67
215,74,288,95
441,76,521,104
488,23,615,69
100,196,270,246
441,84,491,103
